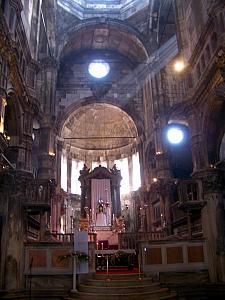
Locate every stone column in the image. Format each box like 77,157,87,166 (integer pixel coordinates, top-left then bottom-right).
38,125,55,179
29,0,42,59
37,57,58,180
111,185,121,218
56,140,63,185
152,119,172,235
67,151,72,193
194,168,225,282
39,210,47,241
137,143,146,187
154,117,171,180
0,171,33,290
188,110,208,172
158,179,174,235
0,94,7,134
128,155,133,191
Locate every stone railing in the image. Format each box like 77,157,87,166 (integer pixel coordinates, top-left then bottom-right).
51,232,97,243
177,179,206,212
118,231,166,250
23,179,55,207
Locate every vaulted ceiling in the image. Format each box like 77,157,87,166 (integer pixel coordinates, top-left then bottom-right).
57,0,151,20
61,103,138,151
59,23,149,62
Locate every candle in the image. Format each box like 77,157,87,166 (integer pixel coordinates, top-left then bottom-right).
101,242,103,250
96,242,98,250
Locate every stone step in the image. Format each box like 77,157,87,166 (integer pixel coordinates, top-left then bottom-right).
79,282,161,294
1,289,69,299
66,287,171,300
93,273,143,280
86,277,153,287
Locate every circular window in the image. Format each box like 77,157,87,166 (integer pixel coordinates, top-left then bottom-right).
167,127,184,144
88,60,110,79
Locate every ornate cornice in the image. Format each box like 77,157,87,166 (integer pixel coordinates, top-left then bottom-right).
0,9,39,113
193,168,225,193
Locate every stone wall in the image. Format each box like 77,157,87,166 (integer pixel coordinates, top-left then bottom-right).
140,239,208,276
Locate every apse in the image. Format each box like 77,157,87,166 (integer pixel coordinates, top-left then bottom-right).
60,103,141,196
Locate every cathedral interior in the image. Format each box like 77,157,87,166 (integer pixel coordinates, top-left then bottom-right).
0,0,225,299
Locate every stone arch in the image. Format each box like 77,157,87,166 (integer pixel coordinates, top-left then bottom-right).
202,96,225,164
57,97,144,140
58,18,149,62
4,91,23,140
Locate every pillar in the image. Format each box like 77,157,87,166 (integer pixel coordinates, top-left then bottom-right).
37,57,58,180
0,95,7,134
194,168,225,282
67,151,72,193
189,109,225,282
188,109,208,172
128,155,133,192
56,140,63,185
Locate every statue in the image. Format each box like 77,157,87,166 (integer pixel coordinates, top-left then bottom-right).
96,203,107,226
110,164,120,175
79,164,90,176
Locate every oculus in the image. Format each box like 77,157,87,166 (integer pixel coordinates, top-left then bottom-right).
167,127,184,144
88,60,110,79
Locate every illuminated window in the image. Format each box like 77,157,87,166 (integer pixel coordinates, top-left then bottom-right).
88,60,110,79
132,152,141,191
167,127,184,144
115,158,130,195
61,153,67,192
71,160,84,195
92,162,99,170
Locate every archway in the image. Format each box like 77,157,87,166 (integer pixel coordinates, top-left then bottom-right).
56,103,142,235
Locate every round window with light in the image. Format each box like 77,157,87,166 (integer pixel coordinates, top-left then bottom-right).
88,60,110,79
167,127,184,144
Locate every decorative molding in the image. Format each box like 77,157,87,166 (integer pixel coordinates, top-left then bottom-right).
0,9,39,113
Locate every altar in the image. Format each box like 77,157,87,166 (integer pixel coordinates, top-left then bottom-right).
79,165,122,245
95,249,136,271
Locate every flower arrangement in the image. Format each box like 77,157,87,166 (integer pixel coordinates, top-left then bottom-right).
57,251,89,263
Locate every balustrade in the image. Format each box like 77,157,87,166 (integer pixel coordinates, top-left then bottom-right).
23,179,56,207
118,231,166,250
51,232,97,244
